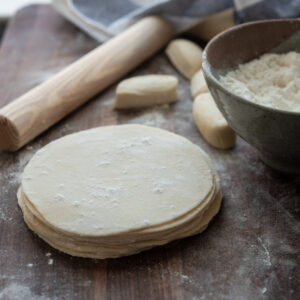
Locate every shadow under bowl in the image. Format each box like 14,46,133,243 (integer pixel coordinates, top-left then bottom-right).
202,19,300,174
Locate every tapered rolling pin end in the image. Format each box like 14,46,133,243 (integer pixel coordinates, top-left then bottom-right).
0,115,21,151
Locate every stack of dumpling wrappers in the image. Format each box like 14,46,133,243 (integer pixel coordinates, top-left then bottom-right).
18,125,222,259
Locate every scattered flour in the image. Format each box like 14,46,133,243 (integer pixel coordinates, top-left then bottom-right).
220,51,300,112
170,271,199,288
261,287,267,294
257,237,272,267
0,148,36,222
0,283,49,300
129,105,170,127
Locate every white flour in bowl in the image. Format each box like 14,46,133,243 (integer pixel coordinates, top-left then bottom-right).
220,51,300,112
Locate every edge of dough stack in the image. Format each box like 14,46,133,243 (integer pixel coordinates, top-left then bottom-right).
18,125,222,259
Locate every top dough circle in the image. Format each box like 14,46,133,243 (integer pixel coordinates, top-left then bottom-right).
22,125,214,236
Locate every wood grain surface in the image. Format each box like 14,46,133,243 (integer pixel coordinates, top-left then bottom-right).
0,5,299,300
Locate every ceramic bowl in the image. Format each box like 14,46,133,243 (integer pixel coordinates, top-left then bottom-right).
202,19,300,174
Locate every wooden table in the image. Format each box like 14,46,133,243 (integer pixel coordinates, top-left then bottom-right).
0,5,299,300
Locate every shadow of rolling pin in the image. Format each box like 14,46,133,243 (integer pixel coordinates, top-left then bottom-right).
0,16,173,151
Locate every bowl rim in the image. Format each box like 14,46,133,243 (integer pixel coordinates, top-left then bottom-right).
202,18,300,117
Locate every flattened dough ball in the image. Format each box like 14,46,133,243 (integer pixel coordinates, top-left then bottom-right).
18,125,222,258
193,93,236,149
21,125,214,236
114,75,178,109
165,39,203,79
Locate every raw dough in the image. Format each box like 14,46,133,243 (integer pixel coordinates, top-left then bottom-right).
18,124,222,258
190,69,209,98
187,8,234,41
193,93,236,149
18,190,222,258
114,75,178,109
165,39,203,79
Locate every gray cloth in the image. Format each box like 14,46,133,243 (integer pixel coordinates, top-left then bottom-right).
52,0,300,42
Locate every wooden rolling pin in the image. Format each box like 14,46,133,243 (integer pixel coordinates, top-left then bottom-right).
0,16,172,151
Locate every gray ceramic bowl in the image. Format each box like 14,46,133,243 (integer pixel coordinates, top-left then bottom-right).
202,19,300,174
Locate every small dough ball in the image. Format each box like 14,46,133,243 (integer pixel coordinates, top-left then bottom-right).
193,93,236,149
187,8,234,41
114,75,178,109
165,39,203,79
190,69,209,98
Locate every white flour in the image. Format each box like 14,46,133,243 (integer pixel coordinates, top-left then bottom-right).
129,105,170,127
0,283,50,300
0,146,37,222
220,51,300,112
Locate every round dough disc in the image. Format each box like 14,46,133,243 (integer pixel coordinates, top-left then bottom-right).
22,125,214,237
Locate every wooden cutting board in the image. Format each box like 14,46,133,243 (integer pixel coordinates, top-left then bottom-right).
0,5,299,300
